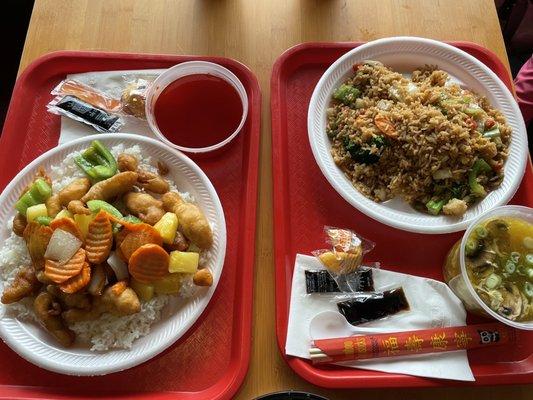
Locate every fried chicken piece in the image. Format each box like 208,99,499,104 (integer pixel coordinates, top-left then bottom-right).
58,178,91,205
47,284,91,310
46,178,91,217
23,222,53,270
67,199,91,215
117,154,138,172
81,171,138,202
1,266,41,304
137,169,170,194
124,192,165,225
12,213,27,237
62,282,141,323
157,161,169,176
164,230,189,252
193,269,213,287
34,292,75,347
45,195,62,218
161,192,213,249
36,270,54,285
118,153,169,193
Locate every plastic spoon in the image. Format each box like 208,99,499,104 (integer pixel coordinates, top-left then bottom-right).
309,311,388,340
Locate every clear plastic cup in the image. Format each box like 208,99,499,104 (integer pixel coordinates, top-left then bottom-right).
443,205,533,330
145,61,248,154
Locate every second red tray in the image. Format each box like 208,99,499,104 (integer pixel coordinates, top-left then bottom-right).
271,42,533,388
0,51,260,399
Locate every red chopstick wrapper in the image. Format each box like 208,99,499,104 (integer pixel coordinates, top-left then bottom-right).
310,323,514,364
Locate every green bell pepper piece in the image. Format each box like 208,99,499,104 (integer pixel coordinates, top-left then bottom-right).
35,216,52,226
14,178,52,215
86,200,123,219
122,215,142,224
74,140,117,182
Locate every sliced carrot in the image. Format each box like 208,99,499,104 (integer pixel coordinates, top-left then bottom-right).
59,262,91,293
128,244,169,283
44,247,86,283
114,227,129,249
85,210,113,264
119,223,163,261
106,212,139,230
50,217,84,242
374,114,398,138
23,222,53,270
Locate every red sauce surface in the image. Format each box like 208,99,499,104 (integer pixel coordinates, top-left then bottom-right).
154,74,243,148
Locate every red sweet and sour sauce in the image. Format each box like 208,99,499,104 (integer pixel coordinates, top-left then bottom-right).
153,74,243,148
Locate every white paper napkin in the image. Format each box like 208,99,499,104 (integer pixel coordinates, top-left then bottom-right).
285,254,475,381
58,69,164,144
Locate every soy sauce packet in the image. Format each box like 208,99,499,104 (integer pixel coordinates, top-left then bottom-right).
336,287,410,326
52,79,122,112
305,267,375,294
47,95,124,133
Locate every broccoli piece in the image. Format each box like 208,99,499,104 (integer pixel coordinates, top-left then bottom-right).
450,183,467,200
468,159,492,198
343,135,387,164
426,199,446,215
371,135,387,148
333,84,361,106
343,138,381,164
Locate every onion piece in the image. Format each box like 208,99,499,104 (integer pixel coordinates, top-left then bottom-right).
376,99,391,111
87,264,106,296
107,251,129,281
388,86,401,101
44,229,82,265
407,82,418,94
432,168,452,180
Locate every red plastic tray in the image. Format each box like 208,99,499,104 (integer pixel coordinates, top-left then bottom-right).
0,51,260,399
271,42,533,388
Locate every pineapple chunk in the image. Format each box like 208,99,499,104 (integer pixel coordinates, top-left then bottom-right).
74,213,95,239
54,209,74,220
153,273,182,294
130,278,154,301
153,212,179,244
169,251,199,274
26,204,48,222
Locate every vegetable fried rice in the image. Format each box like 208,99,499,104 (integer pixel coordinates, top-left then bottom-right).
326,61,511,216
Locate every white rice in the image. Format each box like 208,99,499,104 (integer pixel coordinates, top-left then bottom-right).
71,295,170,351
0,145,208,351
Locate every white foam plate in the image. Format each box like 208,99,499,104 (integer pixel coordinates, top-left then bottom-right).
0,134,226,375
308,37,528,234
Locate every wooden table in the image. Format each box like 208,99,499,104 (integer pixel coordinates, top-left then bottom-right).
18,0,531,398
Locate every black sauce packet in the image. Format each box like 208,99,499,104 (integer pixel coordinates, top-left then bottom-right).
47,95,123,133
337,287,410,325
305,268,374,294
